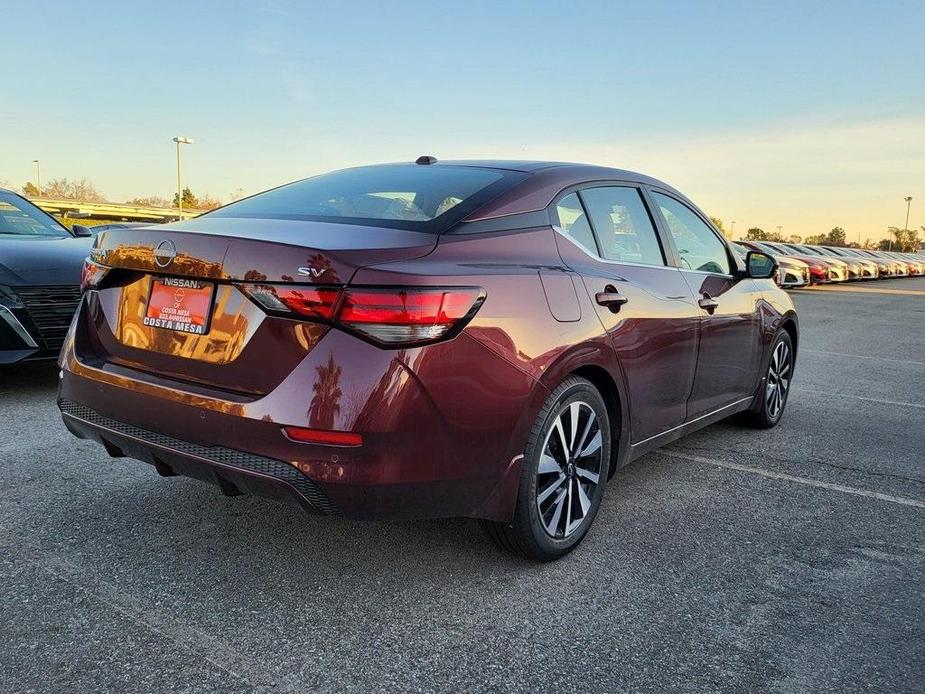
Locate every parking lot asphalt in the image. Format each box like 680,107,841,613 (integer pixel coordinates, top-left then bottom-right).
2,277,923,694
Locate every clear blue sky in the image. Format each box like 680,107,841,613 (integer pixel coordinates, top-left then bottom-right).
3,1,923,239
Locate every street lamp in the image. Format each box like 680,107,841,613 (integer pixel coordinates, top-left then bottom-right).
731,221,736,237
777,225,783,238
32,159,41,196
904,196,913,230
172,136,194,216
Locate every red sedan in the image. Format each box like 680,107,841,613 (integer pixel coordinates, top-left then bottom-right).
60,159,798,560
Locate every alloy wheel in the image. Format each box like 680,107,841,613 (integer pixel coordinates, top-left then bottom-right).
765,340,792,420
535,401,604,538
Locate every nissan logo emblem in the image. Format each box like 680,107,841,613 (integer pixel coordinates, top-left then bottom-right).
153,240,177,268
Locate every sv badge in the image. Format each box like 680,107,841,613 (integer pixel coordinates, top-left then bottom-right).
297,266,328,278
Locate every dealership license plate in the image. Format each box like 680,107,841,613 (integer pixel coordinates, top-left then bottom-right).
143,277,215,335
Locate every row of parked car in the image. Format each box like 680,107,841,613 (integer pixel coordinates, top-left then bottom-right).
733,240,925,288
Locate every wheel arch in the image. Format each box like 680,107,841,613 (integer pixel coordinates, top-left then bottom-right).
569,365,624,478
780,313,798,359
534,341,631,478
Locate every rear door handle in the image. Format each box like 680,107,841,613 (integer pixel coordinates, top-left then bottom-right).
698,294,719,314
595,286,628,313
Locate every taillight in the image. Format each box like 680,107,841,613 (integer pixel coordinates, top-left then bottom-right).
80,259,108,293
243,285,339,320
238,284,485,347
338,287,484,345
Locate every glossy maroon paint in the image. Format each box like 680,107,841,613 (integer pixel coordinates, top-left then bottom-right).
58,161,798,522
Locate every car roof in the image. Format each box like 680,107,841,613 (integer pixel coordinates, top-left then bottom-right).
426,160,687,222
434,159,674,185
430,160,569,172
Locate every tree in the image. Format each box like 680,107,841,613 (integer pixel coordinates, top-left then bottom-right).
22,181,40,197
827,227,847,246
197,194,222,211
42,177,105,202
173,187,200,209
804,228,847,246
879,226,921,252
787,234,802,244
709,216,726,236
744,227,785,242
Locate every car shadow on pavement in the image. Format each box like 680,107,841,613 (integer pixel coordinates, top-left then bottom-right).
38,474,550,592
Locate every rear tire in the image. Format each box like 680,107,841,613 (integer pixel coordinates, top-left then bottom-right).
740,329,794,429
482,376,611,561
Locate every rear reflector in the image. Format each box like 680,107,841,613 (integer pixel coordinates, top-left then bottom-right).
283,425,363,447
238,283,485,347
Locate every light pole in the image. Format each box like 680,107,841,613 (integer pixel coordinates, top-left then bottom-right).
777,225,782,238
904,196,913,230
32,159,41,196
731,221,736,238
172,136,194,216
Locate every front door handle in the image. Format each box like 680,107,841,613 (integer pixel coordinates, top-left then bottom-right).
698,293,719,314
595,286,628,313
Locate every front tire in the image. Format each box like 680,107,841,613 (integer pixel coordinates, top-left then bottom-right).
483,376,611,561
741,329,794,429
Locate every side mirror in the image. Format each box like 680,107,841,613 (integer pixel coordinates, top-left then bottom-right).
746,250,777,279
72,224,93,237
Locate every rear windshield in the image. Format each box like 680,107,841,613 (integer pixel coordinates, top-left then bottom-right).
0,192,69,237
208,165,518,232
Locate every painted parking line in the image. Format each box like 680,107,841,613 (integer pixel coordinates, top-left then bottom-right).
658,450,925,510
794,387,925,410
801,349,925,368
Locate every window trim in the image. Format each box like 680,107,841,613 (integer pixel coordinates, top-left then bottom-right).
645,187,737,278
553,228,688,272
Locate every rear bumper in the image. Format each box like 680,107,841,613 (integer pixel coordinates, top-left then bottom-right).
57,298,537,522
59,398,341,515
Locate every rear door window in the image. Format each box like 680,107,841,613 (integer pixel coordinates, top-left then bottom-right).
580,187,665,266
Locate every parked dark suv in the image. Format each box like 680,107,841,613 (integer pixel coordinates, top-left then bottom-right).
0,189,92,364
58,160,797,560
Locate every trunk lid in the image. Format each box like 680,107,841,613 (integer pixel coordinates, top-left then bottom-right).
92,217,438,284
80,218,437,395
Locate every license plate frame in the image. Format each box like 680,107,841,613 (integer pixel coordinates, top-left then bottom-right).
143,276,215,336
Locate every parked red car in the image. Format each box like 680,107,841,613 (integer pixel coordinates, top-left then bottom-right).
742,241,847,284
59,160,798,560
